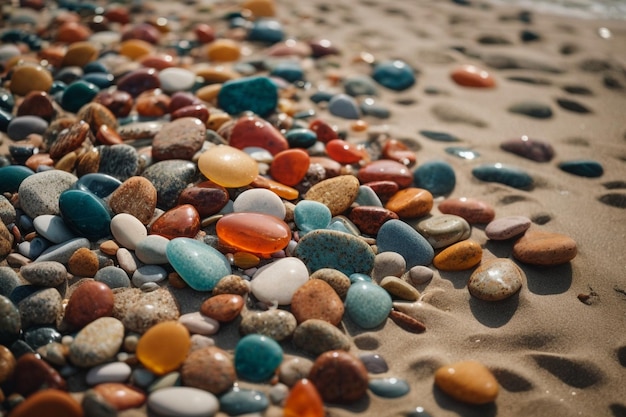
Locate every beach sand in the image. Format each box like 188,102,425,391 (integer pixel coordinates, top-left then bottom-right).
1,0,626,416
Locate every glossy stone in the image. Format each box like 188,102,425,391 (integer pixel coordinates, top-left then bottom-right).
377,219,434,268
472,163,533,189
248,18,284,43
309,350,369,403
372,60,416,91
468,258,524,301
136,321,190,375
270,148,310,186
219,387,270,416
59,189,111,240
74,173,122,198
109,176,157,224
433,240,483,271
17,91,55,121
200,294,244,322
250,257,309,305
228,115,288,155
147,387,219,417
417,214,471,249
451,64,495,88
434,360,499,405
291,279,344,325
369,377,411,398
512,230,577,265
0,165,35,193
64,280,114,328
233,188,286,219
382,139,416,166
61,80,99,113
9,389,82,417
294,200,331,234
413,160,456,196
9,65,53,96
283,379,325,417
385,187,433,218
166,237,231,291
558,159,604,177
445,146,480,160
216,212,291,255
326,139,366,164
345,281,392,329
116,67,160,97
485,216,531,240
285,128,317,148
500,136,555,162
198,145,259,188
235,334,283,382
304,175,360,216
178,181,229,218
419,130,460,142
0,295,21,344
150,204,201,240
358,160,413,188
218,76,278,116
438,197,496,224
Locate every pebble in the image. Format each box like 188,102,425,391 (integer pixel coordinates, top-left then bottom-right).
150,204,200,240
279,356,314,386
0,345,16,383
9,389,82,417
304,175,360,216
438,197,496,224
309,350,369,403
408,265,434,285
468,258,524,301
412,160,456,196
328,94,361,119
86,362,132,385
419,130,460,142
558,159,604,177
219,387,270,415
152,117,206,161
13,353,66,396
23,326,61,350
472,163,533,189
235,333,283,382
377,219,434,268
250,257,309,305
18,170,77,218
508,101,553,118
380,276,421,301
283,379,325,417
0,294,21,344
285,128,318,148
270,148,311,186
158,67,196,93
198,145,258,188
112,287,180,333
358,160,413,188
69,317,124,367
166,237,231,291
0,165,34,193
110,213,147,250
434,360,499,405
500,136,555,162
228,115,289,155
147,386,219,417
355,185,383,207
369,377,411,398
556,98,592,113
294,229,375,276
59,189,112,240
349,206,399,235
73,173,121,198
94,265,130,289
218,76,278,117
20,261,67,287
92,383,146,411
142,159,197,210
132,264,168,287
512,230,577,265
181,346,235,395
212,274,250,296
217,212,291,255
200,294,244,322
293,319,351,356
17,287,62,329
233,188,286,219
239,309,297,341
417,214,471,249
81,389,118,417
372,60,416,91
108,176,157,225
359,353,389,374
385,187,434,218
294,200,332,234
35,237,90,263
430,102,488,127
485,215,531,240
178,312,220,335
290,279,344,325
248,18,284,43
177,181,229,218
7,115,49,141
433,240,483,271
136,321,190,375
9,64,53,96
96,144,139,182
371,251,406,282
345,281,392,329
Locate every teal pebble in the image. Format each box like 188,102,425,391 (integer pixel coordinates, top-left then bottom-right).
218,76,278,117
247,19,284,43
59,189,112,240
23,326,61,350
73,173,121,198
0,165,34,193
419,130,459,142
508,101,553,119
234,334,283,382
294,200,331,234
166,237,231,291
472,163,533,189
285,128,317,148
369,377,411,398
310,91,334,103
219,387,269,416
345,281,392,329
377,220,434,268
558,159,603,177
372,60,415,91
328,94,361,119
354,185,383,207
344,75,378,96
349,273,372,283
413,160,456,196
445,146,480,160
81,72,114,89
270,60,304,82
61,80,99,113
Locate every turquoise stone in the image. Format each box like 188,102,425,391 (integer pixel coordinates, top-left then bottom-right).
234,334,283,382
0,165,34,193
369,377,411,398
247,19,284,43
558,160,603,177
355,185,383,207
219,387,269,416
293,200,332,234
73,173,122,198
372,60,416,91
83,61,108,74
82,72,114,89
23,326,62,350
217,76,278,117
377,220,434,268
445,146,480,160
413,160,456,196
166,238,231,291
345,281,392,329
472,163,533,189
419,130,459,142
270,60,304,82
285,128,317,148
349,273,372,283
61,80,100,113
58,189,112,240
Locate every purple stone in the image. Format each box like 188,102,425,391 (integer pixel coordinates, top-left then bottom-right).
500,136,555,162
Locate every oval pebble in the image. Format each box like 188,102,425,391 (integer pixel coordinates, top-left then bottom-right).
309,350,369,403
472,163,533,189
294,200,332,234
371,252,406,282
558,159,604,177
135,234,170,264
328,94,361,119
69,317,124,367
500,136,554,162
7,115,48,140
372,60,416,91
434,360,499,405
219,387,270,416
369,377,411,398
17,287,62,329
305,175,360,216
234,334,283,382
18,170,77,218
9,389,83,417
0,294,21,344
158,67,196,93
377,220,434,268
239,309,297,341
148,387,219,417
293,319,351,356
485,215,531,240
380,276,421,301
438,197,496,224
20,261,67,287
200,294,244,322
152,117,206,161
132,264,168,287
468,258,524,301
109,176,157,225
408,265,434,285
35,237,91,263
181,346,235,395
413,160,456,196
136,321,190,375
433,240,483,271
385,187,433,218
178,312,220,335
166,237,231,291
250,257,309,305
512,230,577,266
59,190,112,241
110,213,147,250
233,188,286,219
417,214,471,249
451,64,495,88
64,280,114,329
86,361,132,385
345,281,392,329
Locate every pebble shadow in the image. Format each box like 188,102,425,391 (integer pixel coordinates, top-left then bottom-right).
433,384,498,417
522,263,573,295
469,292,520,328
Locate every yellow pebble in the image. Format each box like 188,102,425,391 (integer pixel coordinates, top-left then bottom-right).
433,240,482,271
54,152,78,172
9,65,53,96
195,83,222,103
207,39,241,62
62,41,99,67
136,321,190,375
119,39,155,60
434,360,499,405
242,0,276,17
196,66,240,84
233,252,261,269
206,112,232,131
278,98,297,116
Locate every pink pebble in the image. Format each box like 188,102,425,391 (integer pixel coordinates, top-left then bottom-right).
485,216,531,240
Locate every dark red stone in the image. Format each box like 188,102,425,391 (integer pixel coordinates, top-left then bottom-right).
93,90,133,118
228,115,288,155
116,68,160,98
500,136,555,162
64,280,115,329
171,104,210,124
13,353,67,396
364,181,399,203
309,118,338,143
358,160,413,188
17,91,55,121
150,204,201,239
121,23,160,44
177,181,230,217
348,206,398,235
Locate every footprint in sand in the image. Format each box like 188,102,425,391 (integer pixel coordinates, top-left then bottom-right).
530,352,605,389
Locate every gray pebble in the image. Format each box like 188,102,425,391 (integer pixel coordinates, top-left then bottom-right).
69,317,124,367
35,237,90,264
0,266,23,297
112,287,180,333
20,261,68,287
0,195,16,225
97,144,139,181
94,266,131,289
0,294,21,344
7,115,48,140
309,268,351,299
18,287,62,328
371,251,406,283
407,265,434,285
278,356,314,387
239,309,297,342
292,318,351,356
134,235,170,265
17,170,77,218
142,159,198,210
131,264,167,287
18,237,51,260
33,214,77,244
81,389,118,417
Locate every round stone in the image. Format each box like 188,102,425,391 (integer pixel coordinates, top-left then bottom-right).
434,360,499,405
344,281,392,329
18,170,77,218
158,67,196,93
432,240,483,271
294,200,332,234
485,216,531,240
7,115,48,141
290,279,344,325
371,251,406,283
512,230,577,266
149,204,201,240
148,387,219,417
17,287,62,329
328,94,361,119
416,214,471,249
372,60,416,91
234,334,283,382
110,213,147,251
108,176,157,225
136,321,191,375
134,235,170,265
269,148,311,186
250,257,309,305
468,258,524,301
283,379,325,417
152,117,206,161
20,261,67,287
233,188,286,219
310,268,351,299
9,65,53,96
198,145,258,188
293,319,351,356
181,346,235,395
200,294,244,322
239,309,297,342
177,181,229,218
166,237,231,291
216,212,291,255
309,350,369,403
59,189,112,241
412,160,456,196
228,115,288,155
69,317,124,367
61,80,100,113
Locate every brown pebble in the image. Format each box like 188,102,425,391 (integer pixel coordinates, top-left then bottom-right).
385,187,434,218
0,219,13,259
438,197,496,224
99,240,119,256
93,90,133,118
9,389,82,417
434,360,499,405
290,279,345,325
49,120,91,160
108,176,157,224
61,41,99,67
309,350,369,403
200,294,244,322
9,65,54,96
0,346,16,384
305,175,360,216
177,180,230,218
64,280,114,329
180,346,236,395
92,383,146,411
17,91,56,121
211,274,250,296
348,206,399,235
13,353,67,396
76,102,118,136
68,247,99,277
512,229,577,266
168,272,188,289
309,268,351,299
389,309,426,333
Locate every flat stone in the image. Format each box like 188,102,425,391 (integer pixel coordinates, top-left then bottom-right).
35,237,91,264
304,175,360,216
558,159,603,177
94,265,131,289
413,160,456,196
110,213,147,250
92,382,146,411
512,230,577,266
377,219,434,268
500,136,555,162
33,215,77,244
451,64,495,88
468,258,524,301
419,130,460,142
358,160,413,188
369,377,411,398
472,163,533,189
148,387,219,417
152,117,206,161
438,197,496,224
178,311,220,335
417,214,471,249
112,287,180,333
380,276,421,301
485,216,531,240
7,115,48,140
108,176,157,224
200,294,244,322
132,264,168,287
18,170,77,218
69,317,124,367
293,318,351,356
508,101,553,118
294,200,332,234
431,102,488,127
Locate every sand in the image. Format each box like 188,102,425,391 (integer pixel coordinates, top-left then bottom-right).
1,0,626,416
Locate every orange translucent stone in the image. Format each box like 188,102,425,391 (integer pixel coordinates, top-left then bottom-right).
269,149,310,186
326,139,366,164
216,212,292,255
251,175,299,200
451,64,496,88
284,379,325,417
198,145,259,188
136,321,190,375
10,389,83,417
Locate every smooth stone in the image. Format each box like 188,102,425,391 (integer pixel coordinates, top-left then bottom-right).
270,60,304,82
270,148,311,186
293,319,351,356
408,265,434,285
304,175,360,216
152,117,206,161
248,18,284,43
445,146,480,160
20,261,67,287
199,294,244,322
0,165,34,193
178,312,220,335
112,287,180,333
413,160,456,196
219,387,270,416
500,136,555,162
468,258,524,301
116,68,160,97
385,187,434,219
158,67,196,93
74,173,122,198
17,287,62,328
147,386,219,417
438,197,496,224
9,389,82,417
135,235,170,264
380,276,421,301
294,229,375,276
508,101,553,118
360,97,391,118
212,274,250,296
136,321,190,375
369,377,411,398
13,353,66,396
290,279,344,325
358,160,413,188
181,346,235,394
556,98,592,113
228,115,288,155
344,281,392,329
239,309,297,341
7,115,48,140
359,353,389,374
431,102,488,127
348,206,399,235
59,189,112,240
309,350,369,403
233,188,286,219
0,267,22,297
558,159,604,177
279,356,314,386
250,257,309,305
344,74,378,96
81,389,118,417
142,159,198,210
485,216,531,240
217,212,291,255
434,360,499,405
294,200,332,234
0,344,16,383
0,294,21,344
382,139,417,167
235,334,283,382
69,317,124,367
150,204,201,240
109,176,157,225
355,185,383,207
9,65,53,96
97,144,139,181
35,237,91,264
283,379,324,417
110,213,147,250
419,130,460,142
377,219,434,268
61,80,100,113
308,269,351,299
86,362,132,385
433,240,483,271
512,230,577,266
285,128,317,148
417,214,471,249
371,252,406,282
218,76,278,117
472,163,533,189
166,237,231,291
328,94,361,119
177,181,229,218
23,326,61,350
327,215,361,236
94,265,131,289
198,145,258,188
372,60,416,91
451,64,495,88
132,264,168,287
18,170,77,218
92,382,146,411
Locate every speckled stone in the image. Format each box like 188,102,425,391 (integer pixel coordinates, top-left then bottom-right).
304,175,360,216
112,287,180,333
181,346,235,395
94,265,131,289
309,268,351,299
69,317,124,367
20,261,67,287
485,216,531,240
17,170,77,218
433,240,483,271
97,144,139,181
293,319,351,356
109,176,158,224
468,258,524,301
17,287,62,329
309,350,369,403
152,117,206,161
239,309,297,342
417,214,471,249
142,159,198,210
377,219,434,268
68,247,100,277
380,276,420,301
218,76,278,117
290,279,344,325
344,281,392,329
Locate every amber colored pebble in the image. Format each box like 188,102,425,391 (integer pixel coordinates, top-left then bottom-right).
284,378,325,417
269,149,310,186
385,187,434,218
135,89,171,117
438,197,495,224
358,160,413,188
55,152,78,172
290,279,344,325
389,309,426,333
305,175,360,217
93,90,133,118
196,66,240,83
56,21,91,43
326,139,366,164
216,212,292,255
99,240,119,256
171,104,210,124
251,175,299,200
136,321,191,375
109,176,157,225
309,350,369,403
196,84,223,103
433,240,483,271
194,23,216,43
451,64,496,88
61,41,98,67
309,118,338,143
14,353,67,396
25,153,54,171
207,39,241,62
64,280,115,329
168,272,188,289
139,53,177,70
434,360,499,405
150,204,201,240
200,294,244,322
242,0,277,16
96,125,123,145
177,181,229,218
17,91,55,121
49,120,90,160
68,247,99,277
229,115,289,155
350,119,368,132
9,389,83,417
309,156,342,178
75,149,100,176
512,230,577,266
0,346,16,384
92,383,146,411
364,180,399,203
382,139,417,166
9,65,53,96
119,39,155,60
232,252,260,269
348,206,398,235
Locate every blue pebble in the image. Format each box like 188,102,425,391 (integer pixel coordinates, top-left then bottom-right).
270,60,304,82
419,130,459,142
372,60,416,91
247,19,284,43
310,91,334,103
345,281,392,329
445,146,480,160
472,163,533,189
285,128,317,148
369,377,411,398
558,159,603,177
94,265,131,289
81,72,114,89
218,76,278,117
377,220,434,268
219,387,269,416
234,334,283,382
508,101,553,119
166,238,231,291
355,185,383,207
413,160,456,196
58,190,112,240
294,200,332,234
349,273,372,283
73,173,122,198
0,165,34,193
7,115,48,140
35,237,90,263
18,237,50,260
328,93,361,119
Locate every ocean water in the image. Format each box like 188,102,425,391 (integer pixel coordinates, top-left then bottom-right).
490,0,626,19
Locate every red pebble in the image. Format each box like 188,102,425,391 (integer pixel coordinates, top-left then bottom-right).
326,139,365,164
348,206,398,235
309,118,338,143
171,104,210,124
64,280,115,329
14,353,67,396
269,149,310,186
104,6,131,24
139,53,177,70
150,204,201,239
93,383,146,411
438,197,495,224
228,115,289,155
382,139,416,166
97,124,123,145
358,160,413,188
56,21,91,43
364,180,399,203
451,64,496,88
194,23,216,44
309,156,342,178
177,181,230,218
17,91,55,121
200,294,245,322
